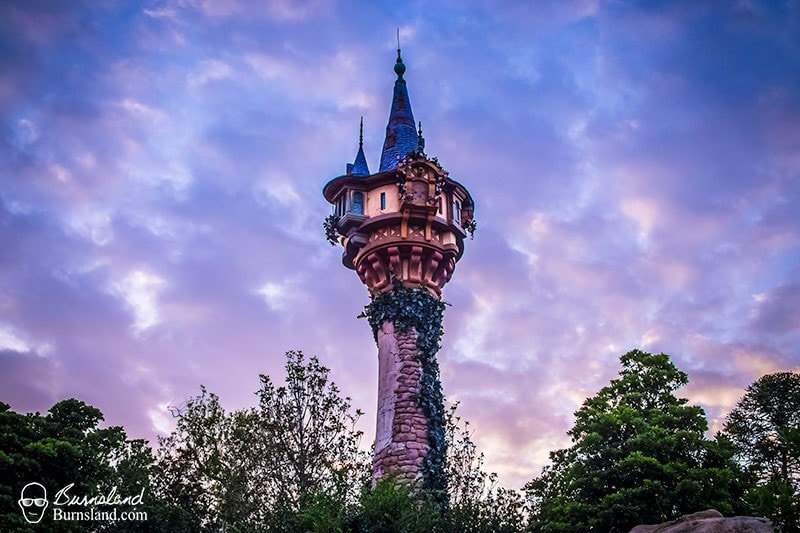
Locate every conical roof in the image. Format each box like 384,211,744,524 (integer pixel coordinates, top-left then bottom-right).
378,49,419,172
350,117,370,176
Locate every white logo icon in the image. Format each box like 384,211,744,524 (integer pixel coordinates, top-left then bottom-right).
18,482,49,524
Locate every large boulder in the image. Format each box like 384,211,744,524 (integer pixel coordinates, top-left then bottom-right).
630,510,773,533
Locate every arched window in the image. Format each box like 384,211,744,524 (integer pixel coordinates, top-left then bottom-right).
353,192,364,215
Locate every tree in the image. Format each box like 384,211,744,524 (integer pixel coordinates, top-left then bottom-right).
156,351,533,532
526,349,747,532
724,371,800,531
247,350,370,526
444,403,526,532
154,387,247,530
0,399,177,532
348,478,441,533
155,350,370,531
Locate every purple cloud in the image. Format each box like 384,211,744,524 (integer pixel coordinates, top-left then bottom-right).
1,1,798,488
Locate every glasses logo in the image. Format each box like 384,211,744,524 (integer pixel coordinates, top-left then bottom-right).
18,482,49,524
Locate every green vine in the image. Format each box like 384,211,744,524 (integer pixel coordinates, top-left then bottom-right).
358,279,449,505
323,214,341,245
463,218,477,239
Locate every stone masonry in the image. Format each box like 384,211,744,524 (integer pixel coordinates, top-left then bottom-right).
372,321,430,484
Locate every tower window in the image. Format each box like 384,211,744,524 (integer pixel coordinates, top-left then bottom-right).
453,200,461,225
353,192,364,215
380,192,386,210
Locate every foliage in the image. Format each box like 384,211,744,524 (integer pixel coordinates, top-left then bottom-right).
444,404,526,531
348,478,441,533
324,214,341,245
724,371,800,531
250,351,370,513
11,350,785,532
525,349,748,532
359,279,449,501
335,405,527,533
347,475,524,533
0,399,179,532
154,387,245,530
745,481,797,533
463,217,477,239
155,376,528,532
155,350,370,531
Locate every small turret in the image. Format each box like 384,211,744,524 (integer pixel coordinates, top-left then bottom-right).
347,117,370,177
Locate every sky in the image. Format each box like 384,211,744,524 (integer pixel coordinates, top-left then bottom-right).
1,0,799,489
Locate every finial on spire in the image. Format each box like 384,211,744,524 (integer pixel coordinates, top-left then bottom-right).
417,121,425,152
394,28,406,78
379,31,418,172
350,117,370,176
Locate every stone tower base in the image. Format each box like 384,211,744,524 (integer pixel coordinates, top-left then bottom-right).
373,321,430,485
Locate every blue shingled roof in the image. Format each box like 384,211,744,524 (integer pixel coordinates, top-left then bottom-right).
351,144,370,176
347,117,370,176
379,53,418,172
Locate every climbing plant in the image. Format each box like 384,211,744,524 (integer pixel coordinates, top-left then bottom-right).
358,279,449,504
323,214,340,245
463,218,477,239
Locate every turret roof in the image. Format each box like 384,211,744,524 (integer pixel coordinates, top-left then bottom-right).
378,48,419,172
350,117,370,176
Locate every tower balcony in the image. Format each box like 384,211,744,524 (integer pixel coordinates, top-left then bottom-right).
324,153,474,296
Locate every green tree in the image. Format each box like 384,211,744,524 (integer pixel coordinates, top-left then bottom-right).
154,387,246,530
347,478,441,533
155,350,370,531
0,399,176,532
250,351,369,514
526,350,747,532
156,352,532,532
444,404,526,532
724,371,800,531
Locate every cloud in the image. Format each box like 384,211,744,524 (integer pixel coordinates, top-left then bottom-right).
1,0,798,490
187,59,235,87
0,324,33,353
109,270,167,334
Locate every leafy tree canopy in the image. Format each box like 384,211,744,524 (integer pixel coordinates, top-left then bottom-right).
526,349,747,533
154,351,526,532
0,399,177,532
155,350,370,531
724,371,800,531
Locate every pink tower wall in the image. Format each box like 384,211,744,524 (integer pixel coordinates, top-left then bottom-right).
372,321,430,484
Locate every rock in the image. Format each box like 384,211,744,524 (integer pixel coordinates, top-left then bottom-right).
630,510,773,533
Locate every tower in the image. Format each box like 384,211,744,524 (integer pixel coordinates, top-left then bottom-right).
322,48,475,493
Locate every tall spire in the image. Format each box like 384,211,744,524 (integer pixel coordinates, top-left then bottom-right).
348,117,370,176
378,44,419,172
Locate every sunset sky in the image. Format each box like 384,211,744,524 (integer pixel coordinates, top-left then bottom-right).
2,1,799,489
